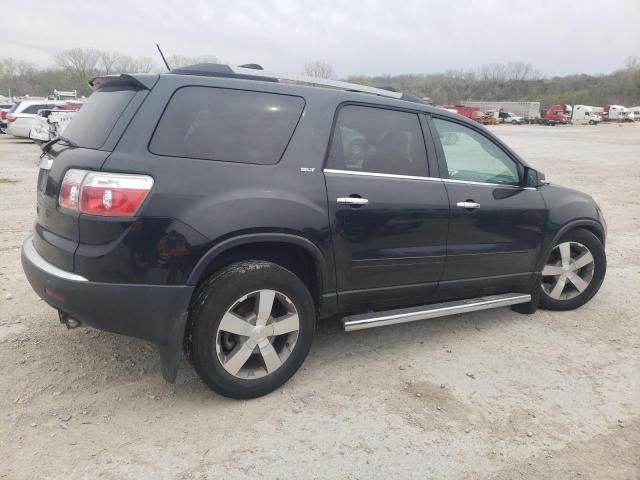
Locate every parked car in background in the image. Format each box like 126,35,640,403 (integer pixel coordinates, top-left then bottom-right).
499,111,524,124
543,104,571,125
5,99,66,139
52,89,78,101
628,107,640,120
461,101,541,123
454,105,491,124
602,105,629,122
22,64,607,399
30,102,83,144
571,105,601,125
0,101,15,134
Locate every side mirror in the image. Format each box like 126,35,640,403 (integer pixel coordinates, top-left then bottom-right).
524,167,546,187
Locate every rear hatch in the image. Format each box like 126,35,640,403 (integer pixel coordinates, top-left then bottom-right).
33,75,157,271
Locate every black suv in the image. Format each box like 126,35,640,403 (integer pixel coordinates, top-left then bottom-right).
22,64,607,398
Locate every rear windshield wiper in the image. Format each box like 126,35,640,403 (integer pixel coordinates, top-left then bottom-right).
57,135,79,148
41,135,78,154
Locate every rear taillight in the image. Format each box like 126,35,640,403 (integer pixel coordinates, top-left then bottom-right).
1,111,6,120
59,169,153,217
59,169,86,210
7,114,16,123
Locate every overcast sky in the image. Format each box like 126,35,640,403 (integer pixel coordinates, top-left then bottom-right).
4,0,639,77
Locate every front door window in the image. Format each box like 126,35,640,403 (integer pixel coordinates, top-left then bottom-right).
433,118,519,186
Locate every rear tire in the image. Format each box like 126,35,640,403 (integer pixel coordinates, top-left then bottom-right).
186,260,315,399
539,229,606,311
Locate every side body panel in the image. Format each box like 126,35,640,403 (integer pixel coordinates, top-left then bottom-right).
99,76,338,295
427,114,548,298
325,170,449,310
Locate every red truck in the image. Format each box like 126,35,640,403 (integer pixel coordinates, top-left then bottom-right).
543,104,571,125
454,105,491,124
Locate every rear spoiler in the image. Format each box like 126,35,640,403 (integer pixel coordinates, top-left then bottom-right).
89,74,159,91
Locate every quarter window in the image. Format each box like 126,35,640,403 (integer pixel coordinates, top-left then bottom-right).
326,105,428,177
433,118,520,185
150,87,304,164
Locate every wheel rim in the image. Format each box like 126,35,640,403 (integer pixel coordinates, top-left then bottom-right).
542,241,595,300
215,289,300,379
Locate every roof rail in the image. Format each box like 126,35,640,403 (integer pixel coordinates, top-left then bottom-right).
231,65,404,100
169,63,404,100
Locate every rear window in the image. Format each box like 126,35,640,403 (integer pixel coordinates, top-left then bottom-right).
149,87,305,164
63,86,138,149
22,104,51,114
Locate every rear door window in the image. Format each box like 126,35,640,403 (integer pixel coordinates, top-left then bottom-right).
63,86,139,149
326,105,429,177
149,87,305,164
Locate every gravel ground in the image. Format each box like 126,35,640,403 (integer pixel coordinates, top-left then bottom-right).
1,124,639,479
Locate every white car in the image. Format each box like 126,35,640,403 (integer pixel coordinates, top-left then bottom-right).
624,112,638,122
5,100,65,139
502,112,524,124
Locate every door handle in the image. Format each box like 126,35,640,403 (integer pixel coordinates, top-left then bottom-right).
337,197,369,206
456,201,480,209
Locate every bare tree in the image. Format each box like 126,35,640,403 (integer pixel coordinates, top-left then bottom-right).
479,63,507,82
506,62,540,81
97,50,119,75
625,56,639,70
111,54,156,73
303,61,336,79
55,48,99,94
132,56,155,73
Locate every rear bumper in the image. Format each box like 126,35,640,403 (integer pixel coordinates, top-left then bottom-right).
21,235,194,380
6,122,30,138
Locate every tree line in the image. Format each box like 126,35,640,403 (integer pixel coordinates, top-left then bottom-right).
347,58,640,107
0,49,219,98
1,48,639,108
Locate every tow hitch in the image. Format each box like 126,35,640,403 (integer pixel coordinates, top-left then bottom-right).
58,311,81,329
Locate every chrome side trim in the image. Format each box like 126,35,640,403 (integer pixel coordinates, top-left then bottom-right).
22,236,88,282
343,293,531,332
442,178,521,189
324,170,537,190
323,169,442,183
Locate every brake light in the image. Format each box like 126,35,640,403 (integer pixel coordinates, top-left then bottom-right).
7,114,16,123
59,169,153,217
1,111,6,120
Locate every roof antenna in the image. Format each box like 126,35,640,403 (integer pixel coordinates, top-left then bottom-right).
156,43,171,71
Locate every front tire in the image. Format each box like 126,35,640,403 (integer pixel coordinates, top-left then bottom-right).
186,260,316,399
539,229,606,311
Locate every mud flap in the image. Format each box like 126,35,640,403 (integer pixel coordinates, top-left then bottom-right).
158,312,189,383
511,274,542,315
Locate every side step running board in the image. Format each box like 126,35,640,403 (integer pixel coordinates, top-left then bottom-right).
342,293,531,332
